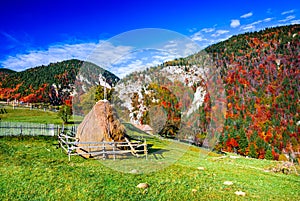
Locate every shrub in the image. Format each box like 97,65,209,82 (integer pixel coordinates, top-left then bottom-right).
265,149,273,160
248,144,258,158
278,154,288,161
57,105,72,123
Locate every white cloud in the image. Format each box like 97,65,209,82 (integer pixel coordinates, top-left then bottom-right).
201,28,215,33
163,40,178,49
161,39,200,57
152,54,172,61
219,35,232,42
0,41,136,77
278,15,296,22
191,32,208,42
109,39,200,78
1,43,97,71
241,12,253,18
0,29,202,79
88,41,134,70
263,18,272,22
230,19,240,28
112,54,175,78
252,20,262,25
188,28,197,33
241,24,255,31
240,17,273,31
184,42,201,55
122,59,143,71
281,9,294,15
291,19,300,24
211,30,229,37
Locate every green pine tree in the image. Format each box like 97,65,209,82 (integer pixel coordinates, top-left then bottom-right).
265,148,273,160
238,129,248,155
58,105,72,124
248,144,258,158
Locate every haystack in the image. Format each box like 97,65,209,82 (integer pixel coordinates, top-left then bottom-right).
76,100,126,158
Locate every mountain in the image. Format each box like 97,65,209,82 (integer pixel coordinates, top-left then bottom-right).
0,68,15,81
113,24,299,160
0,59,119,105
113,60,207,139
204,24,299,160
1,24,299,160
0,68,16,74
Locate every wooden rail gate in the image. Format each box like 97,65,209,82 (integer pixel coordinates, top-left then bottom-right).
58,129,148,161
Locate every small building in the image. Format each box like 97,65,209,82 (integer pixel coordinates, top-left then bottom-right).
134,124,153,134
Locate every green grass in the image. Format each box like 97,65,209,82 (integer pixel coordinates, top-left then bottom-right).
0,136,299,201
0,105,80,124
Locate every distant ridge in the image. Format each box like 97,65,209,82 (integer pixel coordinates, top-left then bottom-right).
0,59,119,105
0,68,16,74
116,24,299,160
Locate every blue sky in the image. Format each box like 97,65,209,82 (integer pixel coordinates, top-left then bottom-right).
0,0,299,77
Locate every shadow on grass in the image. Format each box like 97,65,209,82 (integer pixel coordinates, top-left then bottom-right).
123,123,150,135
147,143,169,160
65,120,82,125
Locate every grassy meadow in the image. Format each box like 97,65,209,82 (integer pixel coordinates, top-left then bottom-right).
0,105,63,124
0,105,299,200
0,135,299,201
0,105,82,124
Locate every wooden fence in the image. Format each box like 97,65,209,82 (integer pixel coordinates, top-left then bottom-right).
58,129,148,161
0,121,62,136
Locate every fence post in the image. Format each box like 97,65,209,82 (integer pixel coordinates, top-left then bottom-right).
57,126,60,137
103,142,106,160
113,140,116,160
57,130,60,149
144,139,148,160
68,148,71,161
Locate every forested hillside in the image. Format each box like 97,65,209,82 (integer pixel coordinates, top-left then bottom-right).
115,24,299,161
0,68,15,83
202,24,299,160
0,59,119,105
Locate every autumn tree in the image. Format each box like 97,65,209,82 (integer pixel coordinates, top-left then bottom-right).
58,105,72,124
94,85,114,102
265,148,273,160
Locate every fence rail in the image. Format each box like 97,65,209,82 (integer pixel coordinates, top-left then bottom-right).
0,121,62,136
58,131,148,161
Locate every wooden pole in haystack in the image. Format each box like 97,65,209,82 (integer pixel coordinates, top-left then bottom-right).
144,139,148,160
104,76,107,101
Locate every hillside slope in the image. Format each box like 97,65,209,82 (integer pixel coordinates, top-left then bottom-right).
0,59,119,105
116,24,299,160
203,24,299,160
